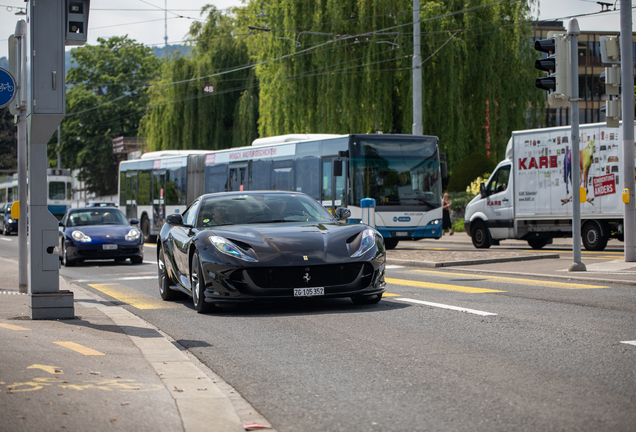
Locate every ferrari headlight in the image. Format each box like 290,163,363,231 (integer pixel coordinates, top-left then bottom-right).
209,236,257,262
71,230,92,243
125,228,142,241
351,229,376,257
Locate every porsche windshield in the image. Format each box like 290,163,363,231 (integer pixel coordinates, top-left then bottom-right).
350,137,442,209
197,193,335,227
67,209,128,227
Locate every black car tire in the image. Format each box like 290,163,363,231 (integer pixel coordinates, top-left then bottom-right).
527,239,548,249
384,238,399,250
62,241,76,267
351,293,383,305
141,215,150,244
158,247,178,301
130,256,144,264
191,250,214,313
471,220,491,249
582,221,608,251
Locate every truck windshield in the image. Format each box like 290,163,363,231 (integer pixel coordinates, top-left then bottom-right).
350,136,441,210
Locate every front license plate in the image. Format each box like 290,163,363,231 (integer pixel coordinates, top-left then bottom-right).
102,244,117,250
395,231,409,237
294,287,324,297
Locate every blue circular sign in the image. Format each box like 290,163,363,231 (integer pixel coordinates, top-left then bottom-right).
0,68,17,109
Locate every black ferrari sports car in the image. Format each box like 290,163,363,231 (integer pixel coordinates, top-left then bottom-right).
157,191,386,313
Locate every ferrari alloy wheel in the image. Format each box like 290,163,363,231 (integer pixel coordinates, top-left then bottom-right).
158,247,177,301
62,242,75,267
191,251,213,313
351,293,383,305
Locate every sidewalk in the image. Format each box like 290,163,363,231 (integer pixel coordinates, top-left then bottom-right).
386,233,636,285
0,256,268,432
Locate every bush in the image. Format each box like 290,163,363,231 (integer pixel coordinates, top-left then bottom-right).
452,218,465,233
446,153,497,193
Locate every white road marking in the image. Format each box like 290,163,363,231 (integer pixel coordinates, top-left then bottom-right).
385,265,404,269
0,238,12,242
620,341,636,347
395,298,497,316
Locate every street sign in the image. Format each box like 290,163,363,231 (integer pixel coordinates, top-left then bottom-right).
203,84,214,94
0,68,17,109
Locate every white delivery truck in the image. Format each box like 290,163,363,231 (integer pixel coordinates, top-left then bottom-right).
464,122,634,251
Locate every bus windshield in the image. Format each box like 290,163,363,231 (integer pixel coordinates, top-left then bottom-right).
351,137,441,210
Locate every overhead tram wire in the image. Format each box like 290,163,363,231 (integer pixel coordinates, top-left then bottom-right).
66,5,623,118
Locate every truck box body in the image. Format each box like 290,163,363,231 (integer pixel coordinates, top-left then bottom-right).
464,122,634,250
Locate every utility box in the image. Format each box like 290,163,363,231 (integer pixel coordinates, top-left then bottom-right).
27,0,66,144
66,0,90,46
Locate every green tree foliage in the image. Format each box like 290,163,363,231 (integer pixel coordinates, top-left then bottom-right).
55,36,160,195
238,0,541,168
446,152,496,192
140,6,253,151
0,107,16,171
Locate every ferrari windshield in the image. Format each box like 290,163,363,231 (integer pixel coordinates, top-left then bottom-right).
197,193,335,227
66,209,128,227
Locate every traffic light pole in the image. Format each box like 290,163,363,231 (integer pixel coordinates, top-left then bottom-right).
412,0,422,136
568,19,586,272
620,0,636,262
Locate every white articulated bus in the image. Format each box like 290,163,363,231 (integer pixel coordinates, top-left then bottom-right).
118,134,446,248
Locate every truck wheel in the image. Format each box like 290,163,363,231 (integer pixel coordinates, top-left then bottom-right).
527,239,548,249
471,221,491,249
582,221,608,251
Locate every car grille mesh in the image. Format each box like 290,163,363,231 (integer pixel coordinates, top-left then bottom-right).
78,247,140,257
245,263,372,289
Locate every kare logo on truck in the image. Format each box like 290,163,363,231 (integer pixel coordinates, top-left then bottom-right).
518,156,558,170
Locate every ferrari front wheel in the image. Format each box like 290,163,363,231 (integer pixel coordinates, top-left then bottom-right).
191,250,214,313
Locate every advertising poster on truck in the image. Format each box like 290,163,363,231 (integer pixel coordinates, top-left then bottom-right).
514,124,624,218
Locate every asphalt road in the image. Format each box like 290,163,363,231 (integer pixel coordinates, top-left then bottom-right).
2,235,635,432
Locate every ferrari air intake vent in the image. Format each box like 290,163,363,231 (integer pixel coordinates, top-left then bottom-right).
246,263,373,289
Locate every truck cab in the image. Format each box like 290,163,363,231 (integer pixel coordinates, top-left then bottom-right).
464,160,513,248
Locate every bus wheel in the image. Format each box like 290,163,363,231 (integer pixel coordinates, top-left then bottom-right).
471,220,491,249
384,238,399,250
582,221,608,251
140,215,150,243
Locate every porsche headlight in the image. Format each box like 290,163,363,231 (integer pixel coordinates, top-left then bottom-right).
209,236,257,262
71,230,92,243
351,229,376,257
7,218,14,223
125,228,142,241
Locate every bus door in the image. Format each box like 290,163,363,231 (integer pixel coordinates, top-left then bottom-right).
153,170,166,229
228,164,248,191
321,157,347,213
125,172,138,219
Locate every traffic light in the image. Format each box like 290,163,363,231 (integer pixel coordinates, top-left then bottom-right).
600,36,621,128
534,33,570,108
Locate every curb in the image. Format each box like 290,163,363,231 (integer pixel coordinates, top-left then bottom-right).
387,253,560,268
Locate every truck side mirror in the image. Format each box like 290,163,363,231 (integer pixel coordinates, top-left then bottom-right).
479,182,487,198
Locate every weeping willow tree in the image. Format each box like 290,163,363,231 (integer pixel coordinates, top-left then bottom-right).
140,6,253,151
237,0,541,167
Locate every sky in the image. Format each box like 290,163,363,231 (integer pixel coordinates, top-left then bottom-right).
0,0,633,59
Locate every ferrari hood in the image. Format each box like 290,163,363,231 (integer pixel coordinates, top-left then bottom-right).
207,222,371,265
